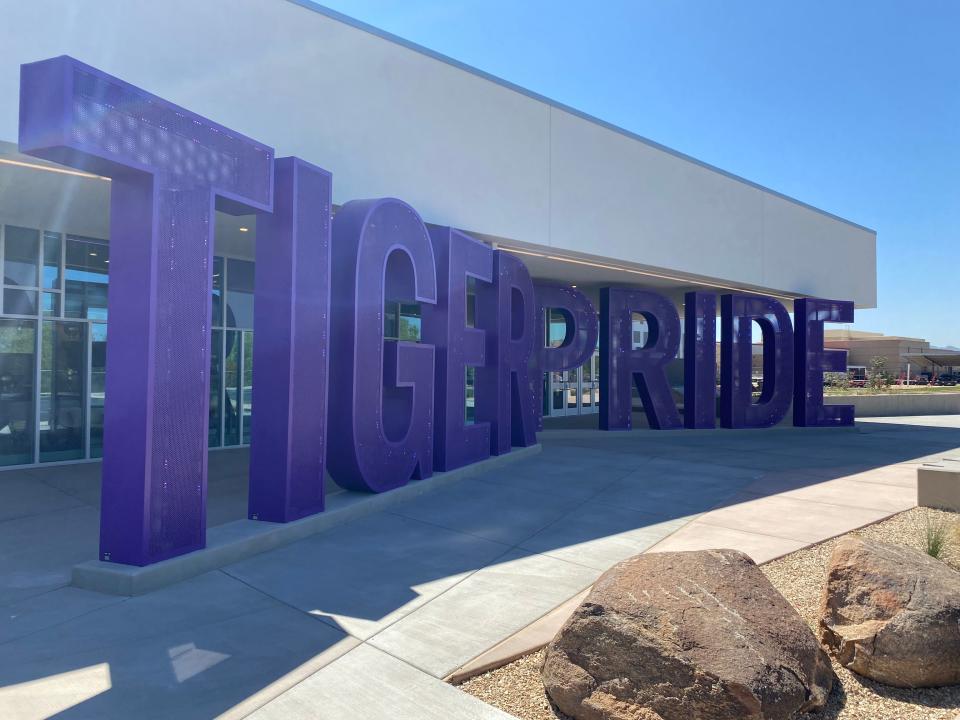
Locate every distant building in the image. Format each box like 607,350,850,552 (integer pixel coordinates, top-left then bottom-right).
825,329,960,379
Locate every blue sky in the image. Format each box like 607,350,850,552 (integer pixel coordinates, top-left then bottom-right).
317,1,958,346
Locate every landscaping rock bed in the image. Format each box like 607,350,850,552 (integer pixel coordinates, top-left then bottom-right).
459,507,960,720
542,549,833,720
820,537,960,687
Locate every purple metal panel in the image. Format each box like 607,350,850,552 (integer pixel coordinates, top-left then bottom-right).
248,158,331,521
19,56,272,565
533,284,599,430
475,251,538,454
327,199,437,492
420,227,493,471
720,294,795,429
599,288,683,430
794,298,855,427
683,292,717,429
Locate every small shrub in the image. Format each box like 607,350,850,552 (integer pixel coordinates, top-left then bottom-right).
868,356,891,391
824,372,851,391
921,514,952,559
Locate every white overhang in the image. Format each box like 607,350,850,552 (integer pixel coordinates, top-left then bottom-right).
0,0,877,307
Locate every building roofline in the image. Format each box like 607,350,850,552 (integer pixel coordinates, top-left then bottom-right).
285,0,877,236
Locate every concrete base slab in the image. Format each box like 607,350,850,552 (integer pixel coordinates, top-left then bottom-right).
918,459,960,511
71,445,541,596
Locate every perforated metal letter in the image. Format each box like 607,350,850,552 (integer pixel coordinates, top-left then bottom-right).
683,292,717,429
421,227,493,471
248,158,331,521
720,294,794,429
534,284,599,430
19,56,273,565
794,297,855,427
475,251,538,454
600,288,682,431
327,199,437,492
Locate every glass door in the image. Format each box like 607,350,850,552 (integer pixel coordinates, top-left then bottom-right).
89,323,106,458
580,350,600,413
39,320,86,462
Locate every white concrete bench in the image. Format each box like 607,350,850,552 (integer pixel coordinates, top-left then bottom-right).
918,459,960,512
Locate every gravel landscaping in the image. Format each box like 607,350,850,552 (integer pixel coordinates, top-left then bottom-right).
458,506,960,720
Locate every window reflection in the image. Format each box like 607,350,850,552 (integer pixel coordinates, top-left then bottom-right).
43,232,61,290
64,236,109,320
89,323,107,458
224,329,241,446
242,331,253,445
212,257,224,328
3,226,39,287
39,321,85,462
384,301,421,341
548,309,567,348
0,224,273,466
465,366,476,424
3,288,38,316
0,319,36,465
209,329,222,447
226,258,254,328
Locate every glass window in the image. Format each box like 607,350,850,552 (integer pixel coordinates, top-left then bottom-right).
42,292,60,317
209,329,223,447
223,330,241,446
631,313,649,350
398,303,421,341
226,258,254,328
89,323,107,459
212,256,224,328
0,319,36,466
548,309,568,348
65,235,109,320
242,331,253,445
39,321,86,462
384,301,422,341
43,232,61,289
384,302,399,340
3,225,39,287
465,366,475,424
466,277,477,328
3,288,38,316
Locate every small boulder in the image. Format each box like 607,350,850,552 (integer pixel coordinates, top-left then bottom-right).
819,536,960,687
542,549,834,720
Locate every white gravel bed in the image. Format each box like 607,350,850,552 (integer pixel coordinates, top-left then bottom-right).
458,506,960,720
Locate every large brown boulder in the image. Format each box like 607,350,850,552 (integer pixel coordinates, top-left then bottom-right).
542,549,834,720
819,536,960,687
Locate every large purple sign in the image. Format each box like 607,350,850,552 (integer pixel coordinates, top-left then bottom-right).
600,288,683,430
421,228,493,471
20,56,273,565
248,157,331,522
18,56,856,567
327,199,437,492
534,284,599,431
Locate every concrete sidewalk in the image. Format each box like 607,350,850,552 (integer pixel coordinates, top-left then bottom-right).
1,415,958,719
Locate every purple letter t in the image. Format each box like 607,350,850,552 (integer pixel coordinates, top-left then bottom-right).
19,57,273,565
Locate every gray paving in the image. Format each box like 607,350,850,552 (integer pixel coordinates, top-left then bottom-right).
0,414,958,718
247,644,513,720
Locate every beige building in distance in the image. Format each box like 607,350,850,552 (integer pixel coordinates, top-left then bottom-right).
825,329,960,380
